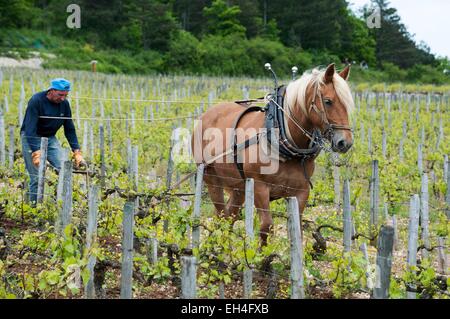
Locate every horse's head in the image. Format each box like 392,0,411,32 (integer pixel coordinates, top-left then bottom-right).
308,63,354,153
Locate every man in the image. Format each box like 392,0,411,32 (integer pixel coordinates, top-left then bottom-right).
20,78,86,204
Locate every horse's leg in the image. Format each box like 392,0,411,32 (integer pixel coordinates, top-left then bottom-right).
224,188,245,221
254,183,272,246
203,165,227,216
206,182,226,216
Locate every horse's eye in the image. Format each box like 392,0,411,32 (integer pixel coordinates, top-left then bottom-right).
324,99,333,107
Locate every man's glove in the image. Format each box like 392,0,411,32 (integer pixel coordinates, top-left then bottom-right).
72,149,87,169
31,150,41,168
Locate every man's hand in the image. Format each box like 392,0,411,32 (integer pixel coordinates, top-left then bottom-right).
31,150,41,168
72,149,87,169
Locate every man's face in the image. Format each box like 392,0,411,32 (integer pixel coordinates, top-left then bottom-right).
47,90,69,103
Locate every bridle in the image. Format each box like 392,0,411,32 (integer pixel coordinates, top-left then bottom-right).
283,82,353,148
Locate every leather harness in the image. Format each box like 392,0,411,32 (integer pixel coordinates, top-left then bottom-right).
231,86,325,187
201,80,353,191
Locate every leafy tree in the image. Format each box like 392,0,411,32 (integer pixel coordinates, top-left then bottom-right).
367,0,435,68
203,0,246,36
125,0,179,52
340,13,377,66
173,0,210,36
0,0,39,28
229,0,263,38
76,0,179,52
165,30,201,73
267,0,348,51
261,19,281,42
70,0,128,48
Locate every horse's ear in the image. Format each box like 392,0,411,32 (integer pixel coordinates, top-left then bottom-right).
339,65,351,81
324,63,335,83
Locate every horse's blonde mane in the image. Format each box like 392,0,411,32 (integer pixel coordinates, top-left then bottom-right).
285,68,354,115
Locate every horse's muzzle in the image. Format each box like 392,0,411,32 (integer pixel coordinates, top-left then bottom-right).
332,135,353,153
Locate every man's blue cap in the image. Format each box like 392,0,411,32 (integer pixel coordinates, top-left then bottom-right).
48,78,71,91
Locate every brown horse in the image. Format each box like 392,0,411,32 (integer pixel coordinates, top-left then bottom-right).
192,63,354,244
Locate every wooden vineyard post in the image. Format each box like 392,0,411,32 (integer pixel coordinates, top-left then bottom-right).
406,194,420,299
373,225,394,299
181,256,197,299
369,160,379,246
0,110,5,166
18,97,23,127
147,238,158,265
287,197,305,299
89,123,94,160
420,173,430,259
192,164,204,249
437,237,448,275
82,121,88,158
131,146,138,191
343,180,352,252
446,158,450,219
417,144,423,176
164,134,175,232
56,161,73,235
360,242,373,289
3,95,8,113
444,155,448,183
36,137,48,204
219,282,225,299
166,130,175,190
120,201,135,299
126,138,131,174
243,178,254,298
56,149,70,202
90,60,97,73
99,124,106,188
8,125,14,169
107,118,112,159
85,185,99,299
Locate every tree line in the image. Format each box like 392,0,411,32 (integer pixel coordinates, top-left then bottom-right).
0,0,447,79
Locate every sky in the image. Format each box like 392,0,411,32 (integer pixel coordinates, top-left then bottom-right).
348,0,450,58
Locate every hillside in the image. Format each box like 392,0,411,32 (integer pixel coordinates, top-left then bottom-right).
0,0,449,83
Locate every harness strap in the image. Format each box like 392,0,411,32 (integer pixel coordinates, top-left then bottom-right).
234,134,261,179
231,106,266,179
